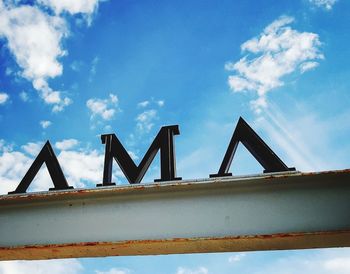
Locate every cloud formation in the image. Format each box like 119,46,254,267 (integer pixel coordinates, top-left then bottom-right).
228,253,246,263
38,0,99,16
0,259,83,274
309,0,338,10
226,16,323,113
0,139,123,194
0,92,9,104
95,268,131,274
246,248,350,274
87,93,120,121
0,2,71,112
40,120,52,129
55,138,79,150
0,0,101,112
136,109,158,133
176,267,208,274
137,100,150,108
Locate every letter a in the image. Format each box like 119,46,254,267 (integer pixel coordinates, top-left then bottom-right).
8,141,73,194
210,117,295,177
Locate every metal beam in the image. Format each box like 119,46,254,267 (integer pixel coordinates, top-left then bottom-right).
0,169,350,260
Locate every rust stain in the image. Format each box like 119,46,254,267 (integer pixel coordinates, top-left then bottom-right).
1,230,350,260
1,229,349,252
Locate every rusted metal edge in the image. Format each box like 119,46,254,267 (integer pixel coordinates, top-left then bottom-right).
1,230,349,260
4,168,349,203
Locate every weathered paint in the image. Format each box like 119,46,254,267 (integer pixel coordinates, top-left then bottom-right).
1,231,350,260
0,169,350,260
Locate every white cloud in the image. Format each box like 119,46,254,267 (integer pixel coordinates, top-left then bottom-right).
19,91,29,101
0,2,73,112
300,61,319,73
0,259,83,274
21,141,43,156
157,100,165,107
58,149,105,188
137,99,164,109
0,139,124,194
37,0,99,16
309,0,338,10
176,267,208,274
226,15,323,113
0,0,103,111
0,139,13,153
55,139,79,150
135,109,157,133
248,248,350,274
70,60,83,72
0,149,32,194
87,93,120,121
89,56,99,81
95,268,131,274
228,253,246,263
324,256,350,272
137,100,150,108
0,92,9,104
40,120,52,129
34,78,72,112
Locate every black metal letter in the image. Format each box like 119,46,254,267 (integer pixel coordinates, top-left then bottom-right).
97,125,181,186
8,141,73,194
210,117,295,177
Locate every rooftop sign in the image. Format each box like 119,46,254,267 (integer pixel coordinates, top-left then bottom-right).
8,117,295,194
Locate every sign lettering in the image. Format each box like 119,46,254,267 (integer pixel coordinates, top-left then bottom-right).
8,117,295,194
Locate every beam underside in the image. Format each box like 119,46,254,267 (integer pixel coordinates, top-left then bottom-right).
0,170,349,260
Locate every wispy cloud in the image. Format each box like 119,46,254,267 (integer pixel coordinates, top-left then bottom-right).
137,98,165,108
0,259,83,274
55,139,79,150
40,120,52,129
228,253,246,263
137,100,150,108
0,139,13,152
135,109,158,134
37,0,99,16
95,268,131,274
89,56,99,82
245,248,350,274
21,141,43,156
309,0,338,10
134,98,165,134
226,15,323,113
157,100,164,107
70,60,83,72
0,92,9,104
19,91,29,102
176,266,208,274
87,93,120,121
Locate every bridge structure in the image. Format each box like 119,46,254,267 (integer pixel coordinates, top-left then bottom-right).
0,169,349,260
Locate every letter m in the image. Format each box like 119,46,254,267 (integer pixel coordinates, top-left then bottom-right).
98,125,181,186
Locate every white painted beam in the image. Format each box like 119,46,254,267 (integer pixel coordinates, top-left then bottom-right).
0,169,349,260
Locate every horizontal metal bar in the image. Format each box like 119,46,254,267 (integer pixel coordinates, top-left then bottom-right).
0,169,350,260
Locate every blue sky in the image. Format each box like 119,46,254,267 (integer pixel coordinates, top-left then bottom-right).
0,0,350,273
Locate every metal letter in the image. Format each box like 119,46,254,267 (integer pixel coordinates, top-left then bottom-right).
8,141,73,194
97,125,181,186
210,117,295,177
